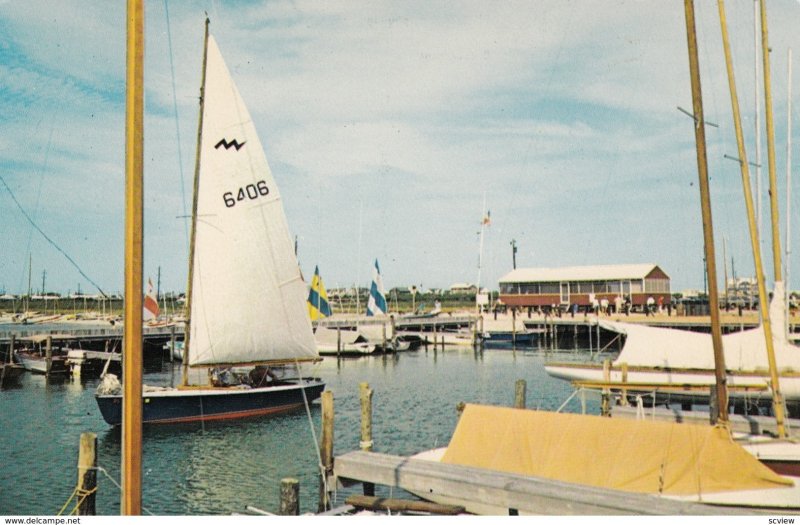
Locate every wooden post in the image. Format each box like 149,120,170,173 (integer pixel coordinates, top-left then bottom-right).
359,382,373,451
382,320,387,352
169,324,176,364
359,382,375,497
433,323,438,351
279,478,299,516
45,335,53,376
76,432,97,515
709,385,719,425
514,379,526,409
336,327,341,357
318,391,334,513
512,308,517,346
601,359,611,417
620,362,629,407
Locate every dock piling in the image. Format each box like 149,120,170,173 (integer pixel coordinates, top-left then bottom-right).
279,478,300,515
318,391,334,513
359,382,375,497
45,335,53,376
601,359,611,417
514,379,526,409
76,432,97,515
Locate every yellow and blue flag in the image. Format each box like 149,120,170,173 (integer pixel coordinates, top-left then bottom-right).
307,265,333,320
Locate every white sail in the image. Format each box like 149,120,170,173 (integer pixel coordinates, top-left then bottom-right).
188,36,317,367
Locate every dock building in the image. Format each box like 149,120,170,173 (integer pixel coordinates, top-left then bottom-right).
498,263,670,309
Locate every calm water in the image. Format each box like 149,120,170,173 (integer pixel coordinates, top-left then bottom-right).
0,346,599,515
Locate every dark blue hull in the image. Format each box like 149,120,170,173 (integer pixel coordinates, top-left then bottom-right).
95,379,325,425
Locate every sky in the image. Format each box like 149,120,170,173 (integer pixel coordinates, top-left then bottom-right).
2,1,800,297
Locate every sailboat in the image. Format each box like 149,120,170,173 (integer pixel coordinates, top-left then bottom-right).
307,265,333,321
95,26,324,425
409,1,800,513
142,277,161,325
366,259,387,317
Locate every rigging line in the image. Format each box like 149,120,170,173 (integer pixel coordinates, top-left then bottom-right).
0,174,107,298
18,123,52,294
295,360,327,491
163,0,190,251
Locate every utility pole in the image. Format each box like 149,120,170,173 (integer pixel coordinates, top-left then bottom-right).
41,269,46,295
510,239,518,269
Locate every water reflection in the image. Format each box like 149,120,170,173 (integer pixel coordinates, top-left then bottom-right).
2,347,596,515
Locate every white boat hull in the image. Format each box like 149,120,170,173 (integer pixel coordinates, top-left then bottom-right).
545,363,800,403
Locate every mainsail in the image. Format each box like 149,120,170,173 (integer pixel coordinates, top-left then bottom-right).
187,36,318,367
143,277,159,321
366,259,387,317
307,265,333,320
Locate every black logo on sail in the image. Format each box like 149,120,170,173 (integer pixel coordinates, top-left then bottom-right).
215,138,246,151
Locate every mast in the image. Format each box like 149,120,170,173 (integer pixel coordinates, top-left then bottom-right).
760,0,781,282
684,0,728,423
182,17,210,385
476,193,486,313
787,48,793,338
717,0,787,438
122,0,144,514
26,254,31,313
754,0,763,246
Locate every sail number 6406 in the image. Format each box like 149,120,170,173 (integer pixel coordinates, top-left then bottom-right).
223,180,270,208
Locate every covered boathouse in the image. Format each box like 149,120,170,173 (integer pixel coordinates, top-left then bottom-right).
498,263,670,309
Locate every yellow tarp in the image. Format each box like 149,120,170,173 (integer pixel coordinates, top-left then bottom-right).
441,404,792,496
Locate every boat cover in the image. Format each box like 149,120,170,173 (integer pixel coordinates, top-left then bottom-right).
603,282,800,372
441,404,792,496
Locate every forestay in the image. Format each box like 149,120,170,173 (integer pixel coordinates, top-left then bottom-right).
188,36,317,367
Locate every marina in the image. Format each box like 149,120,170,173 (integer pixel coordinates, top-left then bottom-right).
3,0,800,518
0,342,579,515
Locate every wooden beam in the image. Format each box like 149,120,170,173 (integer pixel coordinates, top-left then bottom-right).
345,495,465,515
333,451,744,515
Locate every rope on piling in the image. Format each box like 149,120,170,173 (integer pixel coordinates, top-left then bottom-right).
58,465,154,515
57,486,97,516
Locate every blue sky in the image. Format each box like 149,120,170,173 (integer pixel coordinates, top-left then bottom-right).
2,1,800,296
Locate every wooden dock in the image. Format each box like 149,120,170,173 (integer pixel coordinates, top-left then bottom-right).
332,450,752,515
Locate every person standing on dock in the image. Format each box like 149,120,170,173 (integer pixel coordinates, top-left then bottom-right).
646,296,655,316
614,295,622,315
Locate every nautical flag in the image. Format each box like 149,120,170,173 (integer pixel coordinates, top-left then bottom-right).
366,259,387,317
143,278,159,321
307,265,333,320
482,210,492,226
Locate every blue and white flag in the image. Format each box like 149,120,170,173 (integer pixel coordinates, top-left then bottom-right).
366,259,387,317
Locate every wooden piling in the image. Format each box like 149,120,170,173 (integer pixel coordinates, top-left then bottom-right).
76,432,97,515
620,362,629,407
709,385,719,425
318,391,334,513
511,309,517,346
336,327,341,357
359,382,373,451
514,379,526,409
279,478,300,516
169,324,176,363
601,359,611,417
45,335,53,376
359,382,375,497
